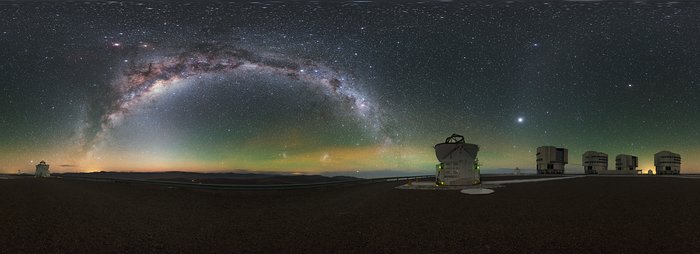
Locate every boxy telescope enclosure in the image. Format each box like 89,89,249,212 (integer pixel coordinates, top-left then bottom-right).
655,151,681,175
536,146,568,174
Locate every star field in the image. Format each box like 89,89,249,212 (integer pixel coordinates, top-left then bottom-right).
2,1,700,175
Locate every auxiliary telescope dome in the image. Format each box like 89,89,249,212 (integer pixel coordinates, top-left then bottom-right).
35,160,51,178
434,134,480,185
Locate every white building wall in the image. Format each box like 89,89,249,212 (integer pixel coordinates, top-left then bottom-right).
582,151,608,174
435,135,480,185
536,146,568,174
654,151,681,175
615,154,638,171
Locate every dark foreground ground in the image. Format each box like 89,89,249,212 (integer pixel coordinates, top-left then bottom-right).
2,176,700,253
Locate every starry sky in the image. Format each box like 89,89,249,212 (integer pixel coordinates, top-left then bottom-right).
2,1,700,176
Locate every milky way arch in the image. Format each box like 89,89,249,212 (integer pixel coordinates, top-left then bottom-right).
81,44,391,155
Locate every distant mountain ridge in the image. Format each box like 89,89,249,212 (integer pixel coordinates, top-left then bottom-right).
57,171,360,185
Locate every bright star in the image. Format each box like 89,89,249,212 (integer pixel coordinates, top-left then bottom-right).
517,117,524,123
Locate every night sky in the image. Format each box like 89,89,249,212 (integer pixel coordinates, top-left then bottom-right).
2,1,700,176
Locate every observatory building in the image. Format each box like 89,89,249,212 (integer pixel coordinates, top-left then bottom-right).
615,154,638,171
654,151,681,175
35,161,50,178
582,151,608,174
536,146,568,174
434,134,480,185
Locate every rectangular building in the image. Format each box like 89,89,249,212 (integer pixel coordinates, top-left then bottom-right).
536,146,568,174
615,154,638,171
582,151,608,174
654,151,681,175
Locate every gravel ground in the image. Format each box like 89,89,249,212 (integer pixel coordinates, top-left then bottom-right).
1,176,700,253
